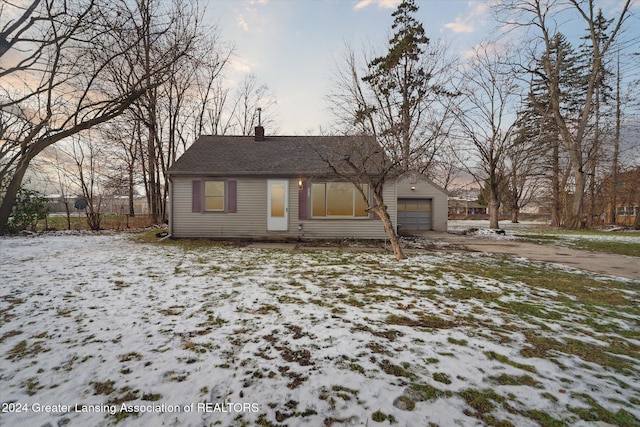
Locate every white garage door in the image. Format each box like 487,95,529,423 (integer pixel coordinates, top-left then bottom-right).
397,198,432,232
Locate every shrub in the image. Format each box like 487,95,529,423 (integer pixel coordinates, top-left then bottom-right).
8,187,48,232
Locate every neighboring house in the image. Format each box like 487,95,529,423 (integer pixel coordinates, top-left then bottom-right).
600,168,640,226
448,198,487,218
518,198,551,216
167,128,448,240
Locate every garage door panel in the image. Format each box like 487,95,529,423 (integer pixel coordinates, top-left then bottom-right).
398,198,432,231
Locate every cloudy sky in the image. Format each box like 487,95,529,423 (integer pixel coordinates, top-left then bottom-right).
205,0,498,135
209,0,639,135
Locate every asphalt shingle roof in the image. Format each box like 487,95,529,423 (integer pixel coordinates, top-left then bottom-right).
168,135,386,177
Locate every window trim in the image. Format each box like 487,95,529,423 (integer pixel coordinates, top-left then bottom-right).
203,179,226,212
310,182,370,219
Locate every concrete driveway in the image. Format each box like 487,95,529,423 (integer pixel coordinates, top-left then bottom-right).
421,232,640,281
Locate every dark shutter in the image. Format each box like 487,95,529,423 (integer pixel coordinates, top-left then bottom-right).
298,180,308,220
192,180,202,212
227,180,237,213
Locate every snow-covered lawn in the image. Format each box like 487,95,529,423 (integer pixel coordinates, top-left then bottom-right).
1,233,639,427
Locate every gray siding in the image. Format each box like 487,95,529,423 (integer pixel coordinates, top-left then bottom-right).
169,177,395,239
396,174,448,232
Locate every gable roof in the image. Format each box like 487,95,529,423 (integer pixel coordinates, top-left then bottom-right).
399,171,452,196
168,135,389,178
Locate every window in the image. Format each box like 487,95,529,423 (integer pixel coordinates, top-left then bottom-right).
617,206,639,217
311,182,369,217
204,181,225,211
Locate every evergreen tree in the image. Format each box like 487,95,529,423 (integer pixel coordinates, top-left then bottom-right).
525,32,586,227
578,9,614,226
326,0,457,259
361,0,451,171
503,0,632,229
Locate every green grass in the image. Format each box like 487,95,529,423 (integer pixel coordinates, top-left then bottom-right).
521,333,639,376
408,382,447,401
444,258,639,310
371,409,396,423
568,239,640,257
488,373,540,387
569,393,640,426
484,351,537,373
386,313,454,329
514,229,640,257
379,359,416,379
6,340,50,360
518,228,632,237
432,372,452,385
525,410,567,427
92,379,116,395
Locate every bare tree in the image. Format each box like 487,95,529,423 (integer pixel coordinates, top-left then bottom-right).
66,134,106,230
311,136,405,260
454,41,520,229
231,74,278,136
0,0,197,231
502,132,546,223
191,35,234,140
99,115,141,216
494,0,632,229
117,0,205,224
120,2,248,223
325,0,458,258
427,142,467,192
205,82,233,136
327,1,458,174
36,145,77,229
199,73,277,137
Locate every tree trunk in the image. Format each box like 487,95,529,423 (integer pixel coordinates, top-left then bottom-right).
587,159,597,228
64,201,71,230
488,176,500,229
567,167,586,229
489,195,500,229
147,112,159,224
379,208,405,260
511,208,519,224
551,140,561,227
371,191,405,260
0,158,31,232
143,3,160,225
128,166,136,217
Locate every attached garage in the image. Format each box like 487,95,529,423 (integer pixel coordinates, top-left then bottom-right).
397,198,432,232
396,172,449,233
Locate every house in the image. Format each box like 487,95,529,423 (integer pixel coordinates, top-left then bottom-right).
166,128,448,240
599,168,640,226
448,198,487,218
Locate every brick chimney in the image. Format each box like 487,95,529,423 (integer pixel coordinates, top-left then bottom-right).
254,107,264,141
254,125,265,141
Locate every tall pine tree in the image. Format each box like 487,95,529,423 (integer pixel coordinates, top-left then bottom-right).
579,10,614,226
523,33,584,226
361,0,441,171
498,0,632,229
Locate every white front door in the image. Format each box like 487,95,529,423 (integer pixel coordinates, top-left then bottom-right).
267,180,288,231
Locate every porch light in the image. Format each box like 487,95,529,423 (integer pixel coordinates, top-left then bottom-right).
298,179,303,189
411,186,416,191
